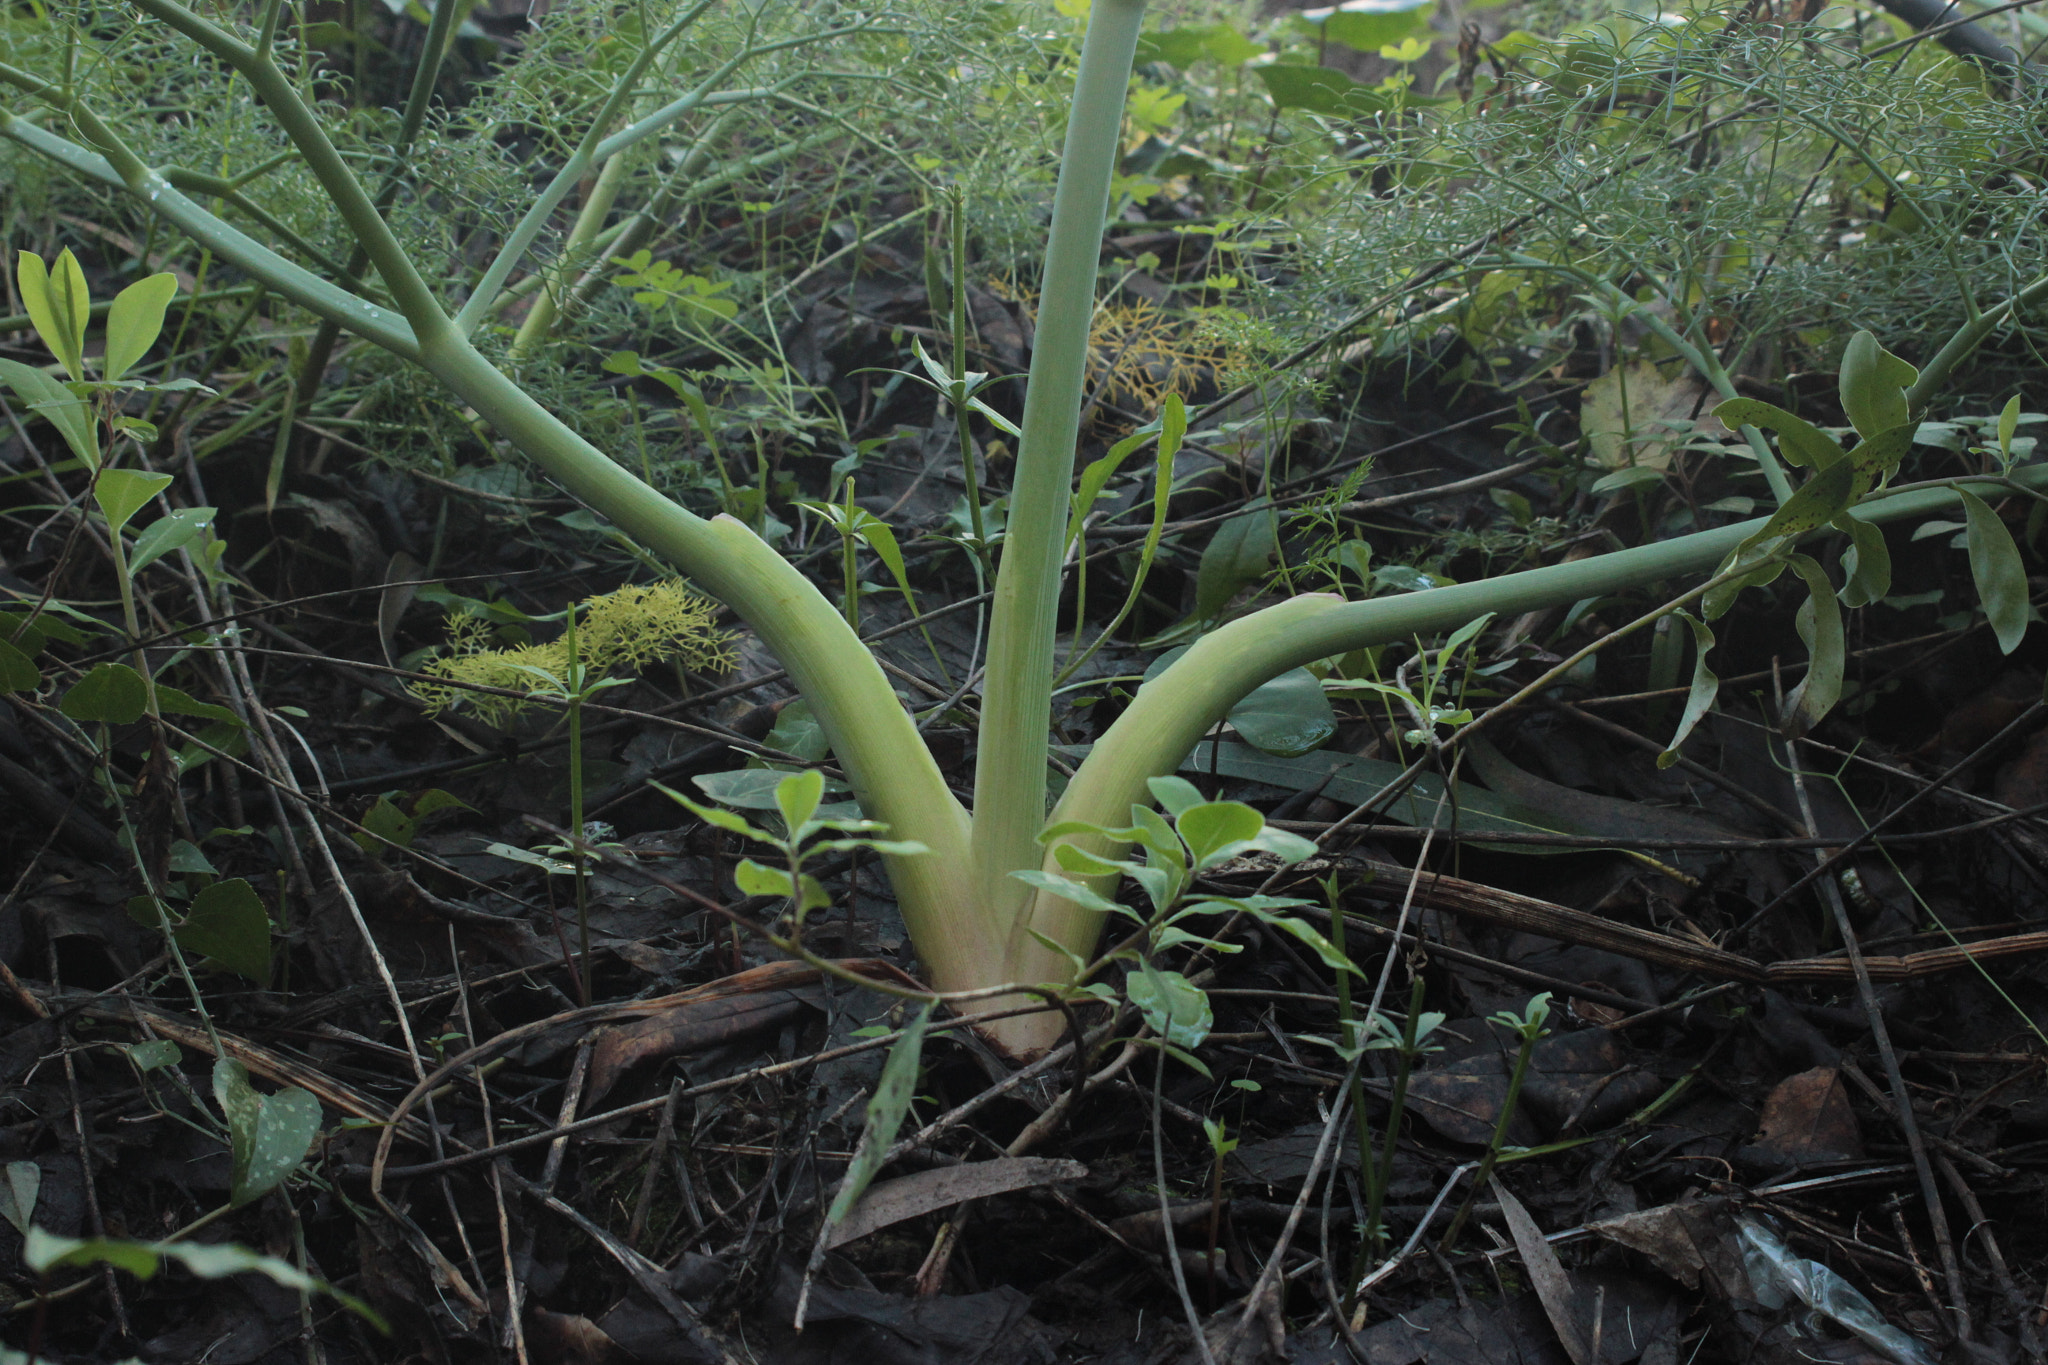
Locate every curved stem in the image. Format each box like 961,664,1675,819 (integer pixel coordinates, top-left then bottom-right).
1031,467,2048,967
416,339,982,983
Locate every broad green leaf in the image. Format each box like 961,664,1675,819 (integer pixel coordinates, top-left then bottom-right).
1138,22,1263,67
0,639,39,693
1306,1,1430,53
212,1058,321,1207
1127,965,1211,1048
18,249,89,380
1712,397,1845,470
1192,496,1279,622
735,859,796,899
177,878,272,984
0,357,99,469
60,662,149,724
690,767,855,816
104,272,179,382
1175,801,1264,868
775,768,825,835
1838,331,1917,440
128,506,216,576
1837,516,1893,608
1255,62,1391,115
1781,554,1844,737
124,1038,183,1072
95,468,174,536
825,1002,933,1225
1958,488,2029,654
1147,775,1206,818
1226,666,1336,756
1657,612,1719,768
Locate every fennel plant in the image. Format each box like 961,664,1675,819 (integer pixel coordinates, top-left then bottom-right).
5,0,2047,1057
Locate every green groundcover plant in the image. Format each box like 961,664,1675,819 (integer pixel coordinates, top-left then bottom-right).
4,0,2045,1057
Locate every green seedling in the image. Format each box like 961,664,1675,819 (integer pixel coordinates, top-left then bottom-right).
8,0,2048,1058
1440,991,1552,1250
661,768,930,958
1016,774,1352,1069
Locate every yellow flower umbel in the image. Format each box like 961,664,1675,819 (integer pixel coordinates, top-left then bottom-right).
412,581,734,726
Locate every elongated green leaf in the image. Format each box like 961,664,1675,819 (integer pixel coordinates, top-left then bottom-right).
1837,516,1893,608
1958,487,2029,654
1233,906,1360,976
1757,459,1856,543
1838,331,1917,440
60,662,149,724
1781,554,1844,737
95,468,174,536
2000,395,2023,460
1657,612,1719,768
0,357,99,469
22,1228,386,1330
1068,428,1156,552
128,506,216,576
18,249,89,380
1712,398,1844,470
0,1160,39,1236
825,1003,933,1225
154,683,241,725
1840,422,1916,495
1011,868,1124,915
176,878,272,984
104,272,179,382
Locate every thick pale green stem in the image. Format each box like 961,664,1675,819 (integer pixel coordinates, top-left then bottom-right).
970,0,1147,958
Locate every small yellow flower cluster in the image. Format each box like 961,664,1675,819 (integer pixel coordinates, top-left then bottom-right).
410,581,734,726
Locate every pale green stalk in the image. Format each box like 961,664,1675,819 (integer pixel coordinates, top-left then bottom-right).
971,0,1148,977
